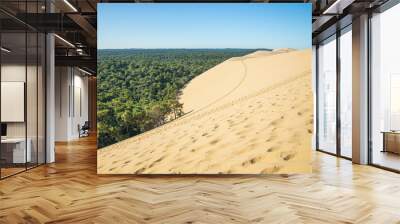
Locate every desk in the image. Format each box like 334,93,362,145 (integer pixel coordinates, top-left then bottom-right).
381,131,400,154
1,138,32,163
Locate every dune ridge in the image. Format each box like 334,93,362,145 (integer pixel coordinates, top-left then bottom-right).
98,49,313,174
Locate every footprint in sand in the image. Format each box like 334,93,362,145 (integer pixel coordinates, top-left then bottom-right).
266,146,275,152
242,157,260,166
280,151,296,161
265,135,276,142
243,123,253,129
209,139,220,145
261,165,282,174
213,124,219,130
135,167,146,174
148,156,165,168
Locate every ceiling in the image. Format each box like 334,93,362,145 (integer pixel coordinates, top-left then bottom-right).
0,0,98,74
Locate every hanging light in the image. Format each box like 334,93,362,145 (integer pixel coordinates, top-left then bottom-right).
54,34,75,48
63,0,78,12
1,47,11,53
78,67,93,76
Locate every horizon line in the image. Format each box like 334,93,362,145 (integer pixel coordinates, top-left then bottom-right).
98,47,282,50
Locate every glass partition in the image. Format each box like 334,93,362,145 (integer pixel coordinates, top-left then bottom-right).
0,2,46,179
370,3,400,171
317,35,337,154
0,31,28,177
339,26,352,158
27,30,38,169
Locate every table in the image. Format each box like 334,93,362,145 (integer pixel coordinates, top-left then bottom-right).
1,138,32,164
381,131,400,154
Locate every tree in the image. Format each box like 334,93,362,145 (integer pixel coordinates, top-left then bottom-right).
97,49,259,148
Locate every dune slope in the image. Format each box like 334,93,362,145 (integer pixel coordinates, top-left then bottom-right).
97,49,313,174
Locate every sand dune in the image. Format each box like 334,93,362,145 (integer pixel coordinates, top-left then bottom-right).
97,49,313,174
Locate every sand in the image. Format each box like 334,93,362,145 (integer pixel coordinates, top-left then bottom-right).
97,49,313,174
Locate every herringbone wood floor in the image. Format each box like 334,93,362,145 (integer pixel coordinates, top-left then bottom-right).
1,135,400,224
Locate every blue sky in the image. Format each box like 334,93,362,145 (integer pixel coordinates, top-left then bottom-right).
98,3,311,49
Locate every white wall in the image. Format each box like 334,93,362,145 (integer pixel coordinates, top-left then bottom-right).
55,66,70,141
1,63,46,164
1,82,25,122
55,67,89,141
70,73,89,138
1,65,26,140
1,64,25,81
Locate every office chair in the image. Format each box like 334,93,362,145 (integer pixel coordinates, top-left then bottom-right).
79,121,90,138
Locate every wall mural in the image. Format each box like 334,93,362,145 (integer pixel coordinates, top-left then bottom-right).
97,3,313,174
